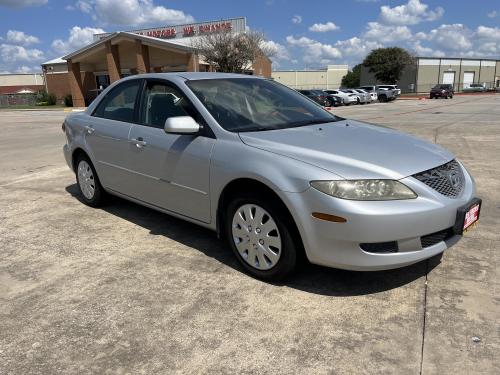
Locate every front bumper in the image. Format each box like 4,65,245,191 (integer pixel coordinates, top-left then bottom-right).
284,166,476,271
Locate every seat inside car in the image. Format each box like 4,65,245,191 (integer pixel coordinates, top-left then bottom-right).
148,93,186,127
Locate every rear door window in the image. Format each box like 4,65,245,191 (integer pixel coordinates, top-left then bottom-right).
94,80,141,123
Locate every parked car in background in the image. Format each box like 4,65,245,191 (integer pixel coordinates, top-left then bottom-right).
298,89,329,106
340,89,369,105
325,89,358,105
463,83,486,93
359,85,397,102
324,93,343,107
63,73,480,281
353,89,372,104
430,84,454,99
358,87,378,101
377,85,401,97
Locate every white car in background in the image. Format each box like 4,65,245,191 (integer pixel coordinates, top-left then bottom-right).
341,89,369,104
378,85,401,96
353,89,373,104
359,88,378,101
324,89,358,106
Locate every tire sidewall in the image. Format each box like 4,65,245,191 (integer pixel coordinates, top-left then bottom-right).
224,194,297,281
76,155,104,207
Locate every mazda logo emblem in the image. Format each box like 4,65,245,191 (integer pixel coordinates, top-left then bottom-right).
448,170,461,189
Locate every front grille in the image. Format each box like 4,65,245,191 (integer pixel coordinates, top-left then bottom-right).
421,227,455,248
360,241,398,253
412,160,464,198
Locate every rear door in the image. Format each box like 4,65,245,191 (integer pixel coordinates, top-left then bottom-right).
124,79,215,223
85,79,142,192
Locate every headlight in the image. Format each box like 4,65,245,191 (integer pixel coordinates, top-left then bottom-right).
310,180,417,200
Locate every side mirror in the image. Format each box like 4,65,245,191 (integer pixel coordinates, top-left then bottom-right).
164,116,200,135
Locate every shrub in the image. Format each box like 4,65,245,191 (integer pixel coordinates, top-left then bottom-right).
64,94,73,107
36,91,57,106
48,94,57,106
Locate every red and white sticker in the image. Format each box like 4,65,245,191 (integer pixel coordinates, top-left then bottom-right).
463,204,480,231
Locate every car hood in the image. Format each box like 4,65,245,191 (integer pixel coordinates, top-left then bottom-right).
239,119,454,180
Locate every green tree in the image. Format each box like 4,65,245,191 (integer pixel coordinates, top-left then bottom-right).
363,47,414,83
341,64,361,88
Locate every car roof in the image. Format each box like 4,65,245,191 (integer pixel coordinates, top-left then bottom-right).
118,72,263,83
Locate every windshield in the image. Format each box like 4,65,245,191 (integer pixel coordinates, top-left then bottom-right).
186,78,340,132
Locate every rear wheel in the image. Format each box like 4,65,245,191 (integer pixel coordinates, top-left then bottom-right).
224,193,298,281
379,94,387,103
75,155,105,207
325,99,332,107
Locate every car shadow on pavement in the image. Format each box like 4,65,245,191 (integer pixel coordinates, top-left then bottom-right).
66,184,442,296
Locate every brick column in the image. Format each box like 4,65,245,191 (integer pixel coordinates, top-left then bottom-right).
187,53,199,72
105,41,121,82
67,60,85,107
135,40,150,74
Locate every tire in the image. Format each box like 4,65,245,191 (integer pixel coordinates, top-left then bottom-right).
325,99,332,107
224,193,298,281
75,154,106,207
379,95,387,103
449,94,453,99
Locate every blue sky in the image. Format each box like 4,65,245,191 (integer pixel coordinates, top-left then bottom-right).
0,0,499,73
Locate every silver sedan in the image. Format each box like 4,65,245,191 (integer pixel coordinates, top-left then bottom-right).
63,73,480,280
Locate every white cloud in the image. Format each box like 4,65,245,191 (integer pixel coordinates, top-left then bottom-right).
418,24,472,51
291,15,302,24
6,30,40,46
0,0,47,7
309,22,339,33
76,0,93,13
487,10,498,18
335,37,382,59
0,44,44,62
379,0,443,26
286,35,341,64
90,0,194,26
15,65,41,73
261,40,290,61
364,22,412,43
51,26,105,55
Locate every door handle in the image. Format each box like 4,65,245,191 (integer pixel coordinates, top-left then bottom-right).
131,137,147,148
84,125,95,134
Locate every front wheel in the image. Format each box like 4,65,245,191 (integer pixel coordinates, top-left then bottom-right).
76,155,106,207
225,194,298,281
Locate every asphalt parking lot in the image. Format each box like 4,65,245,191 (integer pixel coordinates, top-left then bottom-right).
1,96,499,374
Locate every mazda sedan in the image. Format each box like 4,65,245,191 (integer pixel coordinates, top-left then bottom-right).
63,73,480,280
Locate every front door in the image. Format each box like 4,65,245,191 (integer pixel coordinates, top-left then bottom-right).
124,80,215,223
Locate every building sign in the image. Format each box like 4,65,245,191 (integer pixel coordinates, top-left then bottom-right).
94,17,246,41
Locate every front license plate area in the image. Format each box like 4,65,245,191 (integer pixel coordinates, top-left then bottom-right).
453,198,482,235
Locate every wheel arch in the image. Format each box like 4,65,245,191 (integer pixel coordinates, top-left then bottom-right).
71,147,90,171
215,178,304,256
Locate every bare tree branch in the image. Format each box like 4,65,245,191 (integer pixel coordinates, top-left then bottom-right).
192,30,273,73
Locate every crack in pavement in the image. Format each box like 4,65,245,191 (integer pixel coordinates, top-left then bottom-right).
419,259,430,375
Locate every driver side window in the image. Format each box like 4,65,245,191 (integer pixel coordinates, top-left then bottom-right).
140,82,194,129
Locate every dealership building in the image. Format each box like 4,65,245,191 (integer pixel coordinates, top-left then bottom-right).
360,57,500,94
41,17,271,107
271,65,348,90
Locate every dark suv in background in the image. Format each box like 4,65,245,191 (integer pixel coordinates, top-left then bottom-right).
430,84,454,99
